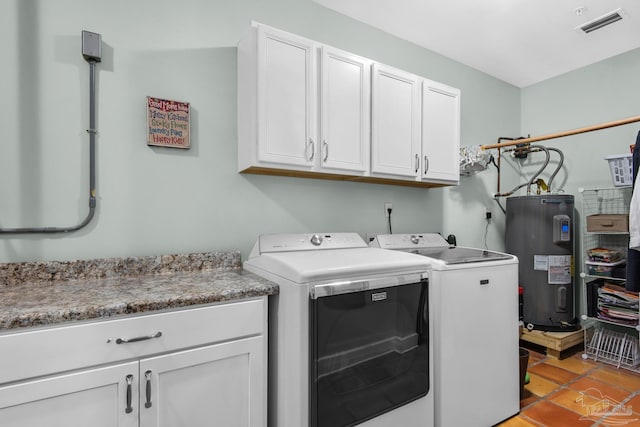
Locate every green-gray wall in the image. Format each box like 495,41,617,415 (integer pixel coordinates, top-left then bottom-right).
11,1,640,264
521,47,640,194
0,0,520,262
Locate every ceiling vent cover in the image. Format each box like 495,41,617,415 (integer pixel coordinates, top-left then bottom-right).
579,8,624,33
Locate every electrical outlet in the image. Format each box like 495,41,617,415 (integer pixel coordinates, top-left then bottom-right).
384,203,393,217
485,208,492,220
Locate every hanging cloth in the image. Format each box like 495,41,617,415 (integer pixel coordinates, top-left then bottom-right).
626,131,640,291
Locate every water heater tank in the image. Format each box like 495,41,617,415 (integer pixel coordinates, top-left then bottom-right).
505,194,578,331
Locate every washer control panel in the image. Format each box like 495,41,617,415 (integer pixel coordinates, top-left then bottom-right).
371,233,449,249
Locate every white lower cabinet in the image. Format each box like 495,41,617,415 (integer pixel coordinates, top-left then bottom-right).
0,362,138,427
0,298,266,427
140,336,263,427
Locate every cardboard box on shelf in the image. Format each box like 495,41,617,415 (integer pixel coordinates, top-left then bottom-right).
586,214,629,232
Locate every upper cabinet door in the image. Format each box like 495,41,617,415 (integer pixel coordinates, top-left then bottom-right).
421,79,461,183
257,26,316,167
371,63,421,178
319,47,370,174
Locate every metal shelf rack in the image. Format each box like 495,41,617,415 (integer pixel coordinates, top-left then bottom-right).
579,187,640,372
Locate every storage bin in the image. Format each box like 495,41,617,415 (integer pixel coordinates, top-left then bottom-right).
586,214,629,232
585,259,626,277
605,154,633,187
587,247,623,263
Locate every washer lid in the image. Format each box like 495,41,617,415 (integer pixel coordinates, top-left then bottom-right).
405,246,513,264
244,247,431,284
370,233,513,264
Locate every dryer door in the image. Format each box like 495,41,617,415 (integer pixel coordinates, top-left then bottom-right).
309,279,429,427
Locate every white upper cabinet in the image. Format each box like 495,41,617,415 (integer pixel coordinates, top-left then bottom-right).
371,63,422,178
319,46,370,174
421,79,461,184
257,25,316,168
238,24,370,176
238,23,460,187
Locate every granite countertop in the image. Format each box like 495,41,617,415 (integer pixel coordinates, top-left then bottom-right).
0,252,278,332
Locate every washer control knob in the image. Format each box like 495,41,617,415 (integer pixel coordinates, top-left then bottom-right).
310,234,323,246
410,235,420,244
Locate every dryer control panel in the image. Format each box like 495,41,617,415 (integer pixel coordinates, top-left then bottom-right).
255,232,367,254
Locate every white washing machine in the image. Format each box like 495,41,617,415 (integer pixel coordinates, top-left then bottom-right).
244,233,434,427
370,233,520,427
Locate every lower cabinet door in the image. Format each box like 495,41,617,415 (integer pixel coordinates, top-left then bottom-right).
0,361,139,427
139,335,265,427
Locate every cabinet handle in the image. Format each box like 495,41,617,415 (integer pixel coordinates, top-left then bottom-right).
145,370,153,408
424,155,429,174
125,374,133,414
115,331,162,344
307,139,315,161
415,154,419,173
323,140,328,162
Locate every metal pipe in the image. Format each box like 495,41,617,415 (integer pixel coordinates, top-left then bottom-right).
502,145,564,193
546,147,565,192
0,59,98,234
494,144,551,198
525,145,550,194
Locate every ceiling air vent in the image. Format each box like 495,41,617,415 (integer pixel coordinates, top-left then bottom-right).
578,8,624,33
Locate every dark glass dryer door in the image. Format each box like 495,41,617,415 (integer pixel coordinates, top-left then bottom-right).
310,279,429,427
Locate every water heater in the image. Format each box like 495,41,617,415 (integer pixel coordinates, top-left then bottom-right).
505,194,578,331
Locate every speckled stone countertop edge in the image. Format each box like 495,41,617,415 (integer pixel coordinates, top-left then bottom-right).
0,251,243,286
0,252,279,332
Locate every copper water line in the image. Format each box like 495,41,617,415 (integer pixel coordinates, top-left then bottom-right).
482,115,640,150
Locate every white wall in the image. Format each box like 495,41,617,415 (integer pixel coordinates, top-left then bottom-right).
0,0,520,263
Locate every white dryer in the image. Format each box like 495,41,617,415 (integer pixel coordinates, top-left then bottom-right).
244,233,434,427
370,233,520,427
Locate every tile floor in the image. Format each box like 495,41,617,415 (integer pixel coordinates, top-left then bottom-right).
498,344,640,427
